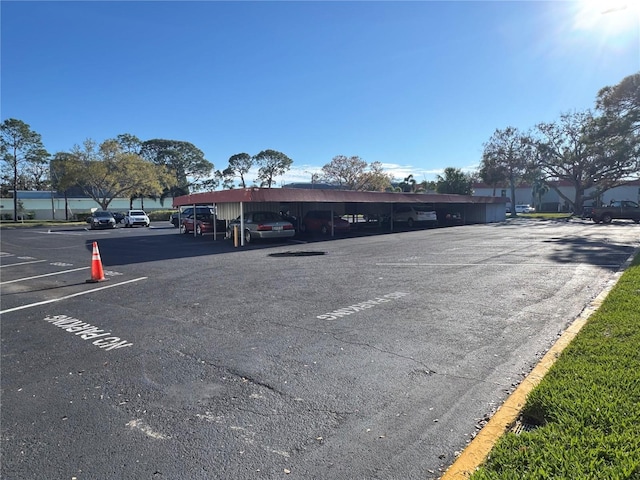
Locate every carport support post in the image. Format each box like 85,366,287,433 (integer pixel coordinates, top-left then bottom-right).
331,206,334,236
213,204,217,241
240,201,245,246
193,203,197,237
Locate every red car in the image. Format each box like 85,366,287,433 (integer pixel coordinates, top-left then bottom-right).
300,210,350,234
180,213,225,235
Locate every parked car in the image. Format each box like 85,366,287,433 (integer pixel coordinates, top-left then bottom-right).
300,210,350,234
392,205,438,227
581,206,594,220
439,211,463,226
515,204,535,214
180,212,226,235
124,210,150,227
110,211,126,224
170,206,214,227
86,210,117,229
227,211,295,243
592,200,640,224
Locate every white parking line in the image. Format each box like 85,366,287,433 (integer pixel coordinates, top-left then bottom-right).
375,262,620,268
0,266,90,285
35,230,83,236
0,260,47,268
0,277,148,314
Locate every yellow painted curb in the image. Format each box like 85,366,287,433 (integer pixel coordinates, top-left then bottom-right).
439,282,616,479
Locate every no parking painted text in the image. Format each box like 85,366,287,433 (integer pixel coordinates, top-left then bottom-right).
43,315,133,351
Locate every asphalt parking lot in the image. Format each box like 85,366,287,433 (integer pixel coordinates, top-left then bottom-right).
1,219,639,479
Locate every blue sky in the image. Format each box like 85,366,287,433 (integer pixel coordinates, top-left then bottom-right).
2,1,638,186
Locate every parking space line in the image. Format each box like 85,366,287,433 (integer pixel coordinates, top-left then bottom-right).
0,259,48,268
33,230,83,236
0,277,148,314
376,262,620,268
0,266,90,285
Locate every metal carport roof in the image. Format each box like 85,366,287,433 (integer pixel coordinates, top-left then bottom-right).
173,187,506,207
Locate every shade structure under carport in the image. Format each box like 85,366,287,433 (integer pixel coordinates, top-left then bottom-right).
173,187,508,244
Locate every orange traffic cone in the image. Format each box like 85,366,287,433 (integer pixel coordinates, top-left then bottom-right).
86,241,107,283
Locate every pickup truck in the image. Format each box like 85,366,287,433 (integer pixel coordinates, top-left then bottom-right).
591,200,640,224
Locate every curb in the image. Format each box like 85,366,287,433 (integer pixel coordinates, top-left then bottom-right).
439,249,638,479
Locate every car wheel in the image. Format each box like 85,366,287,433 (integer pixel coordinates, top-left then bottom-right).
300,223,307,233
244,230,252,243
180,224,188,234
602,214,612,224
407,218,414,228
320,224,329,235
196,224,202,235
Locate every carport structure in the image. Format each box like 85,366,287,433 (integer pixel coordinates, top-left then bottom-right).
173,187,507,244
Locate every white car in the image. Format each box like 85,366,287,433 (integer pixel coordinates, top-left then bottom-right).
392,205,438,227
515,204,535,214
124,210,150,227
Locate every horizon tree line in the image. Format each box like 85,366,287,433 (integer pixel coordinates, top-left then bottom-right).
2,71,638,219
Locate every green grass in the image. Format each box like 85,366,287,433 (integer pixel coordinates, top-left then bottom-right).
0,219,85,228
471,252,640,479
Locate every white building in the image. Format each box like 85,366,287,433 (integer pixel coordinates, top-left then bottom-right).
473,180,640,212
1,191,174,220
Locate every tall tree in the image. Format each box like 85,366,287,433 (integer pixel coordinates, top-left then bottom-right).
321,155,367,190
359,161,392,192
592,72,640,186
478,155,508,196
481,126,532,216
436,167,474,195
529,172,550,212
223,152,253,188
417,179,437,193
398,174,417,193
596,72,639,135
254,149,293,188
535,111,610,212
1,118,50,221
116,133,143,154
50,152,83,220
140,139,213,195
69,139,174,210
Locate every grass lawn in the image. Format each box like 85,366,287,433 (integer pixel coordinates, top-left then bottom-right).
0,220,85,228
470,252,640,479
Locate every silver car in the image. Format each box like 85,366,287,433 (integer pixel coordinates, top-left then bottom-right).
227,211,295,243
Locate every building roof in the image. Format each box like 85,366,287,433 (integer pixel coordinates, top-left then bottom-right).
173,187,506,207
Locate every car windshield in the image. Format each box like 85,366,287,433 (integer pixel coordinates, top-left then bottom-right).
414,206,434,212
254,212,281,222
95,211,112,217
130,211,145,215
